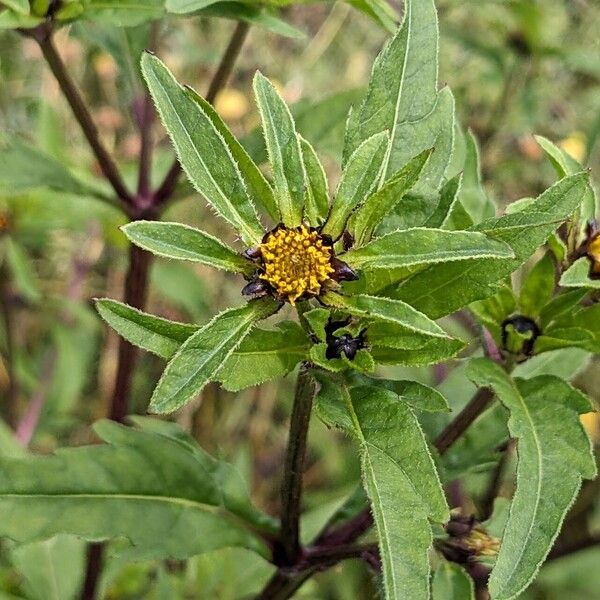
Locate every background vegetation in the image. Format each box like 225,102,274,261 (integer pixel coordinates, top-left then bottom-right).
0,1,599,598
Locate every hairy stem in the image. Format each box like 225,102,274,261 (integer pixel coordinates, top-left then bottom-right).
34,31,132,208
277,366,316,565
154,21,250,205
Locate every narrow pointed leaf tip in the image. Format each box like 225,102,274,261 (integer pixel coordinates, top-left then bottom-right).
140,53,263,246
466,358,596,600
322,131,389,240
149,298,281,414
253,71,305,227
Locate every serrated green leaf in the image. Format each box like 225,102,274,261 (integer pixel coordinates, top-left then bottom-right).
393,172,590,318
315,377,448,600
348,374,449,412
0,420,271,559
343,228,514,271
300,136,329,227
141,53,263,246
459,130,495,223
122,221,252,273
323,292,449,340
351,149,432,246
519,253,555,318
303,307,330,342
322,132,388,240
185,85,278,222
559,257,600,289
150,299,280,413
253,71,304,227
466,358,596,600
432,561,475,600
344,0,439,183
370,337,464,366
95,298,197,360
217,321,310,391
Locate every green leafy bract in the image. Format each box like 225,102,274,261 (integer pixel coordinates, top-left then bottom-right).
253,71,305,227
300,136,329,226
322,132,389,240
559,257,600,289
466,358,596,600
141,53,264,246
343,228,514,271
350,149,432,245
96,299,197,360
315,376,448,600
323,292,449,339
149,299,280,413
122,221,252,273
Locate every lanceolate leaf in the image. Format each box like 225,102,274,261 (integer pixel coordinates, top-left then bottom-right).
0,420,271,559
343,228,514,271
217,321,310,391
315,377,448,600
253,71,305,227
322,132,388,240
185,87,278,222
141,53,263,246
96,299,197,360
122,221,252,273
393,172,591,318
300,136,330,226
150,299,280,413
466,358,596,600
344,0,439,181
351,149,432,246
322,292,449,339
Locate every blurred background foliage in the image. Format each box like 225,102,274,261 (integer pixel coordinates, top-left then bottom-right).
0,0,599,598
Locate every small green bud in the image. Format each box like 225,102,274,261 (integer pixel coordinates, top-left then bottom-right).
30,0,50,17
501,315,540,356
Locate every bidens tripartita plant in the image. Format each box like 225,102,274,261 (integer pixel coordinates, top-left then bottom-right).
1,1,598,599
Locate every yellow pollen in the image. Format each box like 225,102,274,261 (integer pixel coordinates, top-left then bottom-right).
589,235,600,277
259,225,334,304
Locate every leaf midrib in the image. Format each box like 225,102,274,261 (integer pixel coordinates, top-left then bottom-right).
149,66,259,245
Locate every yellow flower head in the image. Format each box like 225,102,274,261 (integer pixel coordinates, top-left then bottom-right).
258,226,334,304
